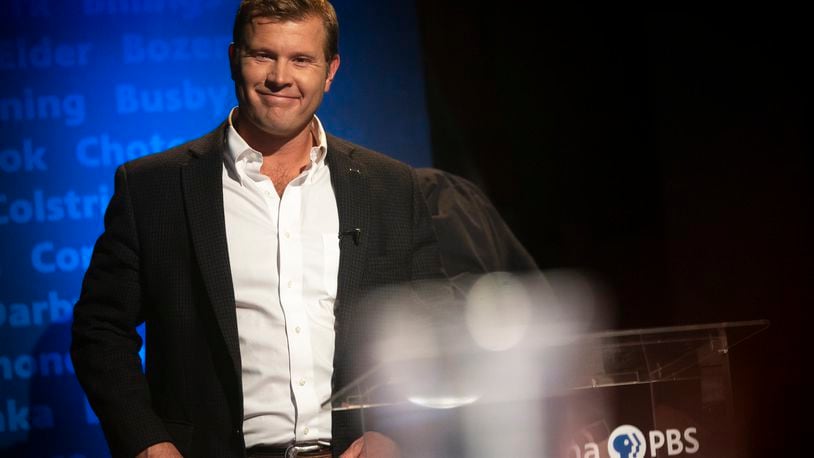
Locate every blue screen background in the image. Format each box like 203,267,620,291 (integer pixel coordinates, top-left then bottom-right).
0,1,431,455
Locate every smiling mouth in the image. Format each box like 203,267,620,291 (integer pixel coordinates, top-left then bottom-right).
258,92,298,100
257,93,300,108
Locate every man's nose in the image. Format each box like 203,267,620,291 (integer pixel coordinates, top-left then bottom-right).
266,61,291,87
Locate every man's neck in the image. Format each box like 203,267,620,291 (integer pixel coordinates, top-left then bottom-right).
233,112,316,195
234,113,314,158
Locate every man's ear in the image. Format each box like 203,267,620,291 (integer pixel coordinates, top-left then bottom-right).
324,54,340,92
228,43,239,81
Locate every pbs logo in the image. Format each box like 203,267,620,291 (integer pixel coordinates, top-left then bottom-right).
608,425,646,458
607,424,700,457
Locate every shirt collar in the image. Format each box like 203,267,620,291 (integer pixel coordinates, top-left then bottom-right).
224,107,329,185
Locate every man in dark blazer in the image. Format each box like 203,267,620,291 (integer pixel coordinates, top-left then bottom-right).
71,1,442,457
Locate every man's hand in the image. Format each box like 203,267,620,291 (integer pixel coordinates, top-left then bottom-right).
340,431,400,458
135,442,183,458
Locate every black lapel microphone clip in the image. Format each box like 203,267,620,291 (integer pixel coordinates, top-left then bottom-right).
339,228,361,246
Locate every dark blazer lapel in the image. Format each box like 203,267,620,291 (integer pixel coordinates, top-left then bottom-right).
326,135,371,316
180,124,241,378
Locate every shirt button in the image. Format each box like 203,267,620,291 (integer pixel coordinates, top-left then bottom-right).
288,280,294,288
284,231,291,239
295,326,301,334
303,427,310,435
299,379,306,386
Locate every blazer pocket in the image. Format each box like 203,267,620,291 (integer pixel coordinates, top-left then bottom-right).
161,418,194,455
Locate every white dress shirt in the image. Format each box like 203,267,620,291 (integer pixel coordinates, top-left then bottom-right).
222,109,339,447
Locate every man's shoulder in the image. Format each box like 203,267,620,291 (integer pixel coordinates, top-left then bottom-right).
326,134,414,177
123,123,224,175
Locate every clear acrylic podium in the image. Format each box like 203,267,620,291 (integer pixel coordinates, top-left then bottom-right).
325,319,769,457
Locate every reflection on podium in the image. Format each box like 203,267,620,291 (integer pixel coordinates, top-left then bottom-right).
562,320,768,458
325,273,769,458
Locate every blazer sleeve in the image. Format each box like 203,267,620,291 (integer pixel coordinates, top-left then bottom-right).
408,167,445,282
71,165,172,457
416,168,538,276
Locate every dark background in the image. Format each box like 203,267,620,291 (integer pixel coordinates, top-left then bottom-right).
417,4,808,456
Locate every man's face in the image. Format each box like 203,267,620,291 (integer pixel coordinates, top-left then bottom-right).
230,15,339,140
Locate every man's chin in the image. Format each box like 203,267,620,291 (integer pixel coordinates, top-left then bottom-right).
243,114,299,138
258,122,301,137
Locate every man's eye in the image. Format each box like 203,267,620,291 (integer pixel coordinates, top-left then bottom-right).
244,51,273,62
